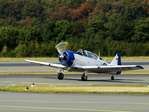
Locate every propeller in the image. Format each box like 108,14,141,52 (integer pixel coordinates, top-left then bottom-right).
55,42,68,54
55,42,69,63
59,52,68,63
99,52,100,59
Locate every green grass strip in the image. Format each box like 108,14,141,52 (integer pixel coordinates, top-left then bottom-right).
121,71,149,74
0,84,149,94
0,56,149,62
0,57,57,62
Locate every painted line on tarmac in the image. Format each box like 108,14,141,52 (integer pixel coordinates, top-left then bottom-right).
0,81,12,82
1,100,149,105
0,81,66,85
0,105,131,112
0,81,52,85
0,100,47,103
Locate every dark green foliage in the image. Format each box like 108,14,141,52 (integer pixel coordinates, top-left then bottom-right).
0,0,149,57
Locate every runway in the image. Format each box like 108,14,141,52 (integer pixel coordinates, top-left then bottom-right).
0,74,149,86
0,61,149,72
0,92,149,112
0,61,149,112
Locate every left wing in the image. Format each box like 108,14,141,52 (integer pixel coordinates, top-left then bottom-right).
24,60,66,68
73,65,144,73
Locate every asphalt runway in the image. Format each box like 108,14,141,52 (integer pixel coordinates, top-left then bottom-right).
0,61,149,112
0,61,148,85
0,92,149,112
0,61,149,72
0,74,149,86
0,62,149,112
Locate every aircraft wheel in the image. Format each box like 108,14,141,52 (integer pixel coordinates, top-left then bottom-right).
81,73,88,81
58,73,64,80
111,76,114,80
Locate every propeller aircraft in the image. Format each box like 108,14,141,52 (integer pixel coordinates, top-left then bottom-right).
25,42,144,81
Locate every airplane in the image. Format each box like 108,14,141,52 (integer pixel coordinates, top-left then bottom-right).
24,42,144,81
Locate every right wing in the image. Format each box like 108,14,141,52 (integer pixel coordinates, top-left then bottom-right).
24,60,66,69
73,64,144,73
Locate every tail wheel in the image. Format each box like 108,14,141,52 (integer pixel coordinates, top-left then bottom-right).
111,76,114,80
58,73,64,80
81,73,88,81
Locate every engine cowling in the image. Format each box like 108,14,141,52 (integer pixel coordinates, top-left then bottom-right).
58,51,75,67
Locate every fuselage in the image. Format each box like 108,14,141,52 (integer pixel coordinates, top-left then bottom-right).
58,50,111,73
67,53,109,72
74,54,108,66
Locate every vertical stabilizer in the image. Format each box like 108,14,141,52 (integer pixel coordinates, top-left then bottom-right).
110,53,121,74
110,53,121,66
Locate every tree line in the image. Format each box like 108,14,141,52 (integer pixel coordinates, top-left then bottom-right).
0,0,149,57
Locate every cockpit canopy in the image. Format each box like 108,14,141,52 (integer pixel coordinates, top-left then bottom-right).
76,49,99,60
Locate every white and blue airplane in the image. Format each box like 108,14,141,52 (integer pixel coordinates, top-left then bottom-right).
25,42,144,81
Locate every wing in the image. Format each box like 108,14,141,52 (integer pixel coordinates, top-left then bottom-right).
73,65,144,73
24,60,66,69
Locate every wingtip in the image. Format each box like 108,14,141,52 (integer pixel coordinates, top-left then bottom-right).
136,65,144,69
24,59,28,62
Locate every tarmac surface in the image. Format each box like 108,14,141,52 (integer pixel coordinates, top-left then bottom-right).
0,92,149,112
0,74,149,86
0,61,149,112
0,61,149,72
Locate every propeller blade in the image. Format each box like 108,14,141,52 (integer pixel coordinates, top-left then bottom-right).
55,42,68,54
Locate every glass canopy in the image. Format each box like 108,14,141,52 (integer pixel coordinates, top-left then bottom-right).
76,49,99,60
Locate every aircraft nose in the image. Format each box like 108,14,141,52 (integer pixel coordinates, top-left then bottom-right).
58,51,75,67
60,55,64,58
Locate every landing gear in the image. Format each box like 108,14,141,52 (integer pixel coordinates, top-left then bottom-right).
111,76,114,80
81,70,88,81
58,73,64,80
81,73,88,81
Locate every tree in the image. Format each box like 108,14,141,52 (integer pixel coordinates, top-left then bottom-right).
54,20,72,42
132,18,149,42
0,26,19,49
41,19,55,42
21,0,44,20
69,2,93,21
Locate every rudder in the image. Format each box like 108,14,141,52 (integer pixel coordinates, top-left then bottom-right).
110,53,121,74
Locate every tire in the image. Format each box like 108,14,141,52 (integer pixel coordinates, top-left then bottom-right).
111,76,114,80
58,73,64,80
81,73,88,81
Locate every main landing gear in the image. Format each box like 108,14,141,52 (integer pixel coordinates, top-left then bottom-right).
81,71,88,81
57,72,114,81
58,73,64,80
57,72,88,81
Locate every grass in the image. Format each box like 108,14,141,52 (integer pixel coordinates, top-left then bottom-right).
103,56,149,61
0,56,149,62
121,71,149,74
0,57,57,62
0,84,149,94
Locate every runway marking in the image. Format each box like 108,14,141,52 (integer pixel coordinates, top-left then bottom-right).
1,81,14,83
21,82,32,84
18,82,58,85
0,105,132,112
79,101,149,105
0,100,149,105
0,81,65,85
0,100,47,103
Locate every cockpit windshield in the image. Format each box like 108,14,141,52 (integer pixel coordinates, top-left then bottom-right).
77,49,99,60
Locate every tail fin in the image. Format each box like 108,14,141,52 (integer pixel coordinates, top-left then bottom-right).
110,53,121,66
110,53,121,74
